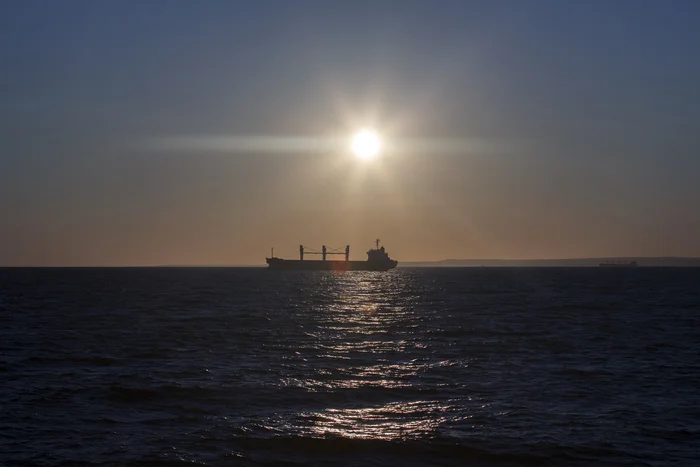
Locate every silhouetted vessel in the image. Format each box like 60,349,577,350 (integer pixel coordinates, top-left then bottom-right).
266,239,398,271
599,260,639,267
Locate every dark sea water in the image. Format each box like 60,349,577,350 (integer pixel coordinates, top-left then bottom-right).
1,267,699,466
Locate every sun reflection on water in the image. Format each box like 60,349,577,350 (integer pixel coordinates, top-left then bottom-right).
265,271,476,441
298,400,466,440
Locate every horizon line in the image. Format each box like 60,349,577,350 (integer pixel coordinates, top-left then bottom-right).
2,256,700,268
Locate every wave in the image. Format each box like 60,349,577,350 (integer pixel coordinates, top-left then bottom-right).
229,435,638,466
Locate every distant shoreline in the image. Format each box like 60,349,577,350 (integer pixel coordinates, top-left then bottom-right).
398,257,700,268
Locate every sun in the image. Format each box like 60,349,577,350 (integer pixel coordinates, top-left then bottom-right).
352,131,381,159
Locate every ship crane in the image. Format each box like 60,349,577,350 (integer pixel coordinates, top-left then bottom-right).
299,245,350,261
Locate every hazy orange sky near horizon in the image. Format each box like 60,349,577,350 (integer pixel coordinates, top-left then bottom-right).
1,1,699,266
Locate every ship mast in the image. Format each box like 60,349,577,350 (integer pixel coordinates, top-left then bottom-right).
375,238,380,249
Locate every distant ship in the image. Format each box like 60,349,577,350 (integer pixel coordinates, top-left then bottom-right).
266,239,398,271
599,260,639,267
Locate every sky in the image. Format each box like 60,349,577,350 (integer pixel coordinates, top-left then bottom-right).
1,0,699,265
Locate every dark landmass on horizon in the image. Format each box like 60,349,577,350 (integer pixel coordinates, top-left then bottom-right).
398,257,700,267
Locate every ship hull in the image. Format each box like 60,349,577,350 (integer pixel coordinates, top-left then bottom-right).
266,258,397,271
599,261,639,267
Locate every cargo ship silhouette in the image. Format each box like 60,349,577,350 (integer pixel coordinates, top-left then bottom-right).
266,239,398,271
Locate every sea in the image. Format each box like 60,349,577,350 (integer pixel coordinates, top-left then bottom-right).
1,267,698,466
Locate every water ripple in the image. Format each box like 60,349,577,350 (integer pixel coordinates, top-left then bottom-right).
1,267,698,466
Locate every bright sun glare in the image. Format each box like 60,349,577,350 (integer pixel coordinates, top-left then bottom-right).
352,131,381,159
